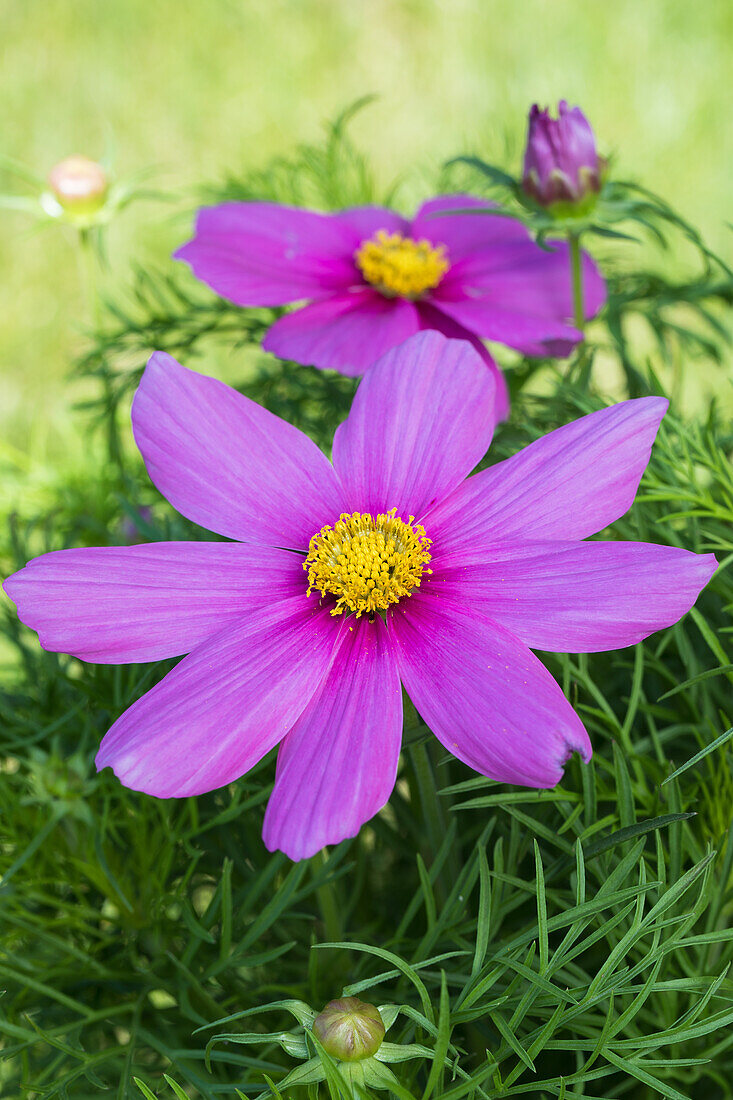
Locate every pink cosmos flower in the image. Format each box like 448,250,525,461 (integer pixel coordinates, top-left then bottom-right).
3,332,715,860
174,194,607,423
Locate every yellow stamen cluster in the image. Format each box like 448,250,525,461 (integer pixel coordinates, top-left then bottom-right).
304,509,433,617
355,230,449,299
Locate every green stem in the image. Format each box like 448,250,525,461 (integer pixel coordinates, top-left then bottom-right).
312,849,342,943
77,227,122,466
76,227,101,328
568,230,585,333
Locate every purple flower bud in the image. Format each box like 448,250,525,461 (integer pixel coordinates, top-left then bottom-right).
48,156,108,217
313,997,385,1062
522,101,601,209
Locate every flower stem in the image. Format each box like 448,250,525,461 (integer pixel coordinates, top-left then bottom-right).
568,230,585,333
312,849,342,943
76,227,121,466
76,227,101,328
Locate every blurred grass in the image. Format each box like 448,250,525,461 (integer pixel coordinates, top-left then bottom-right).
1,0,731,464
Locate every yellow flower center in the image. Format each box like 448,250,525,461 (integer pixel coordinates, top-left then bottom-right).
355,230,449,299
304,509,433,617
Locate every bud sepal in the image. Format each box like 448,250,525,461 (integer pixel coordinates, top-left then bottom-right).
0,152,165,232
202,994,435,1099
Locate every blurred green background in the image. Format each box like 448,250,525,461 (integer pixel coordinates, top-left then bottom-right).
1,0,731,473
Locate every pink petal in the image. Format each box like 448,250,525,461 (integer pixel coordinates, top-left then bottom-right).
333,205,410,242
456,239,606,320
174,202,359,305
433,240,605,357
430,541,718,653
132,352,343,548
96,595,345,797
411,195,533,254
417,300,510,423
262,615,402,860
332,331,496,520
263,290,422,376
433,296,580,358
389,588,591,786
424,397,668,554
2,542,302,663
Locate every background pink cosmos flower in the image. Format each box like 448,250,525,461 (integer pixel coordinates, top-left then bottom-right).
3,333,715,861
174,194,607,423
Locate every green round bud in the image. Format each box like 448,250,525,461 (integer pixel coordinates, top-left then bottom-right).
48,156,108,218
313,997,385,1062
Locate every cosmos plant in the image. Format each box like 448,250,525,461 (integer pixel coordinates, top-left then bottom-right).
3,332,715,860
175,193,606,421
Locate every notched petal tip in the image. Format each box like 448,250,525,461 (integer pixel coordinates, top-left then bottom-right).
554,731,593,785
703,553,719,579
143,348,184,376
622,394,669,453
172,239,194,264
94,749,179,799
573,736,593,767
172,205,226,262
680,551,718,606
2,564,48,642
639,393,669,417
2,570,22,604
541,734,593,789
131,351,188,440
94,729,220,799
262,822,358,863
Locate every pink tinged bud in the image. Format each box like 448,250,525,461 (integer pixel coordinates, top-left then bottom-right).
48,156,108,216
522,101,601,208
313,997,386,1062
